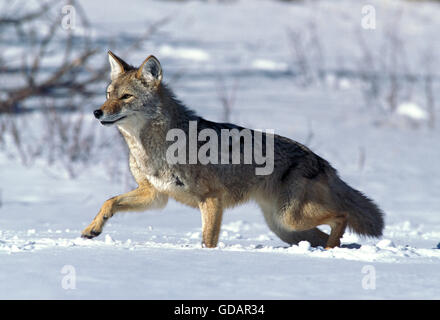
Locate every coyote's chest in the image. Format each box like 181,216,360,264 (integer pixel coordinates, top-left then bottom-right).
117,124,179,192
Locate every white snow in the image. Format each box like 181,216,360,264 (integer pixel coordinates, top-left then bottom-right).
396,102,428,120
251,59,288,71
159,45,210,62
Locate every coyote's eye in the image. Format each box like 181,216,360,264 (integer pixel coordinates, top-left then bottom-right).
120,94,133,100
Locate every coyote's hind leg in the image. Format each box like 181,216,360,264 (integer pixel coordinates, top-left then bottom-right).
325,215,347,249
258,201,329,247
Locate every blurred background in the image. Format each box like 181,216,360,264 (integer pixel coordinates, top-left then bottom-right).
0,0,439,299
1,0,439,225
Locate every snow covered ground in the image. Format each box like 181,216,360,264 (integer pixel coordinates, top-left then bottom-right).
0,0,439,299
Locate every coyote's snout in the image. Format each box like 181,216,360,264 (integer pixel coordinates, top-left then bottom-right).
81,51,385,249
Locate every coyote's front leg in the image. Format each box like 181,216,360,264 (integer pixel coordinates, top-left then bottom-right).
82,184,167,239
199,198,224,248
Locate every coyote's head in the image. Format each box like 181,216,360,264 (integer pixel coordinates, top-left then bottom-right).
94,51,164,126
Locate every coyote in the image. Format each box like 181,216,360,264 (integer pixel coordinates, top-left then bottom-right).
82,51,384,248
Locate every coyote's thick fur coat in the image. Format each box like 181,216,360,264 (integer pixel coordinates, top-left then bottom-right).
82,52,384,248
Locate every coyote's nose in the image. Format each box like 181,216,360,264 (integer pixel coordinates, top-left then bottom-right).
93,109,103,119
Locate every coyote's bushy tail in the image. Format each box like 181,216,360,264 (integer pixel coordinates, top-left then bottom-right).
330,175,384,237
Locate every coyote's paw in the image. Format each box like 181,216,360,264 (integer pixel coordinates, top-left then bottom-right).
81,222,103,239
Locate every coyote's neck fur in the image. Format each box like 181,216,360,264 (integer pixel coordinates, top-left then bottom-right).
116,84,197,190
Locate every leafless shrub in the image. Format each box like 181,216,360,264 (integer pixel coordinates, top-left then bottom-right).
39,102,96,178
355,27,381,107
0,0,90,113
0,117,5,147
287,30,313,86
421,50,436,129
216,76,239,122
358,146,366,171
425,74,435,129
0,0,169,113
286,6,439,131
304,119,314,146
1,101,133,180
382,10,409,113
354,9,439,131
287,21,325,87
0,0,168,178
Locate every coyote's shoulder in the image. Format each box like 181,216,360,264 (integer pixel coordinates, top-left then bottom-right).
82,52,384,250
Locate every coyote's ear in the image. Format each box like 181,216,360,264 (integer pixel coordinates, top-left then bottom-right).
136,55,162,86
108,51,130,80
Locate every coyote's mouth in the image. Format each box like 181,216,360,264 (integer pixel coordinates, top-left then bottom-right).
100,116,126,126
